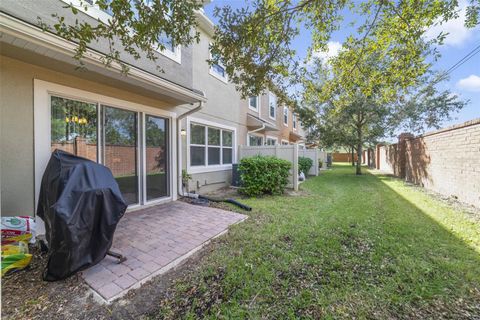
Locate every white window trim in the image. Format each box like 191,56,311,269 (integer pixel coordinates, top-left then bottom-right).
33,79,178,218
247,133,264,146
281,139,290,145
62,0,182,64
154,43,182,64
209,43,228,83
268,92,277,120
265,135,278,146
283,106,289,127
186,117,236,174
248,96,260,113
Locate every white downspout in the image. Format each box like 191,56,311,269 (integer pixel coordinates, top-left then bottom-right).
177,100,204,198
248,123,266,135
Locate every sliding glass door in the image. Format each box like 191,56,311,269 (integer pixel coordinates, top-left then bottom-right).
145,114,169,201
50,96,98,161
103,106,139,205
50,95,171,207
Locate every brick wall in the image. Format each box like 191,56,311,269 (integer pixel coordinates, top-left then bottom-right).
376,119,480,208
332,152,358,162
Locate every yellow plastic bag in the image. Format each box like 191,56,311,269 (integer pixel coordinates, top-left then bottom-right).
1,233,32,276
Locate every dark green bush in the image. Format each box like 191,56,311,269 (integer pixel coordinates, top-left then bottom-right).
298,156,313,175
239,155,291,196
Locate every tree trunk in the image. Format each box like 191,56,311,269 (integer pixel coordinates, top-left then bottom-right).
351,146,355,166
356,143,362,175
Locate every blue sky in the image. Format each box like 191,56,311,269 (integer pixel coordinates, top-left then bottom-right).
204,0,479,130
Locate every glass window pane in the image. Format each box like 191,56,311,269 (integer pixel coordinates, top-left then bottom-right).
190,146,205,166
146,115,169,200
208,128,220,146
104,106,138,205
158,32,175,52
249,96,257,109
222,130,232,147
249,135,263,146
222,148,232,164
212,64,225,77
190,124,205,145
208,147,220,165
51,96,97,162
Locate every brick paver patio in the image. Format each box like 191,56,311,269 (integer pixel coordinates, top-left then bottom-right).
81,201,247,302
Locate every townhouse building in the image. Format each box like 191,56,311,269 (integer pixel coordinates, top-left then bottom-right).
244,92,306,147
0,0,305,219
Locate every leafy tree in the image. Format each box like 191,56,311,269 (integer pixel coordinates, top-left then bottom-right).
42,0,478,100
300,52,467,175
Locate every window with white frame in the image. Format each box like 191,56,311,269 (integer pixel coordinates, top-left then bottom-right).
248,134,263,146
248,96,259,112
283,107,289,126
281,140,289,145
210,46,227,82
156,32,181,63
190,123,233,167
293,113,297,130
266,137,277,146
269,92,277,119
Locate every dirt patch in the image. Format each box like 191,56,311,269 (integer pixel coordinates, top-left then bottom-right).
1,243,218,320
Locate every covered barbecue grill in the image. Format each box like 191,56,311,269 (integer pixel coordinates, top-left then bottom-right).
37,150,127,281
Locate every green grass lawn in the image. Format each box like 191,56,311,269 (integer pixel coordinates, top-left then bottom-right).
152,164,480,319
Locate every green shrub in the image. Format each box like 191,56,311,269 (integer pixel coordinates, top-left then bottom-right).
298,157,313,175
239,155,291,196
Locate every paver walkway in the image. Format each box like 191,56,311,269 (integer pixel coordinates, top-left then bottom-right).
81,201,247,302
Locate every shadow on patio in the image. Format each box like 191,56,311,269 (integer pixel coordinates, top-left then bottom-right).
81,201,247,302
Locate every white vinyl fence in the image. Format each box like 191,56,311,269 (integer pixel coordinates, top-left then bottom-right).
238,145,325,191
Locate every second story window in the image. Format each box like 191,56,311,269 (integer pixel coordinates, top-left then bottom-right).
210,47,228,82
293,114,297,130
283,107,289,126
156,32,181,63
269,93,276,120
248,96,259,112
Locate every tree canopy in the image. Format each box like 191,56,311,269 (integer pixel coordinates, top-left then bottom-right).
45,0,477,175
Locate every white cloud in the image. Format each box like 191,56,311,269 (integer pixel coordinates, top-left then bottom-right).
456,74,480,92
424,0,478,47
311,41,342,63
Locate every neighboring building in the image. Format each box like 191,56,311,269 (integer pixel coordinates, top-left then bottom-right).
243,91,306,148
0,0,305,219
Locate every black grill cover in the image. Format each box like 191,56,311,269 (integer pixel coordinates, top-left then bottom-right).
37,150,127,281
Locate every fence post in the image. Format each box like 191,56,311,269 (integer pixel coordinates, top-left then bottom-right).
293,144,299,191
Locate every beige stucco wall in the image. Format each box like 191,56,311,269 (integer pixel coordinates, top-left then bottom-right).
0,55,184,216
178,29,248,194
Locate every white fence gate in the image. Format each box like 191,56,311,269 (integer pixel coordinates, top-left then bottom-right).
238,145,325,191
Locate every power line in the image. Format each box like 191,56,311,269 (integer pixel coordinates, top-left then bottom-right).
445,43,480,75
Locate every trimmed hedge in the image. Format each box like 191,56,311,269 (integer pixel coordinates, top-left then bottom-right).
239,155,291,196
298,156,313,175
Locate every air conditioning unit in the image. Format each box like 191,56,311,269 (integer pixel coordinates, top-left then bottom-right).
231,163,242,187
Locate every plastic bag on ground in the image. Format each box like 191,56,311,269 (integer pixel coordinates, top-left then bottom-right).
1,216,36,244
1,233,33,276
